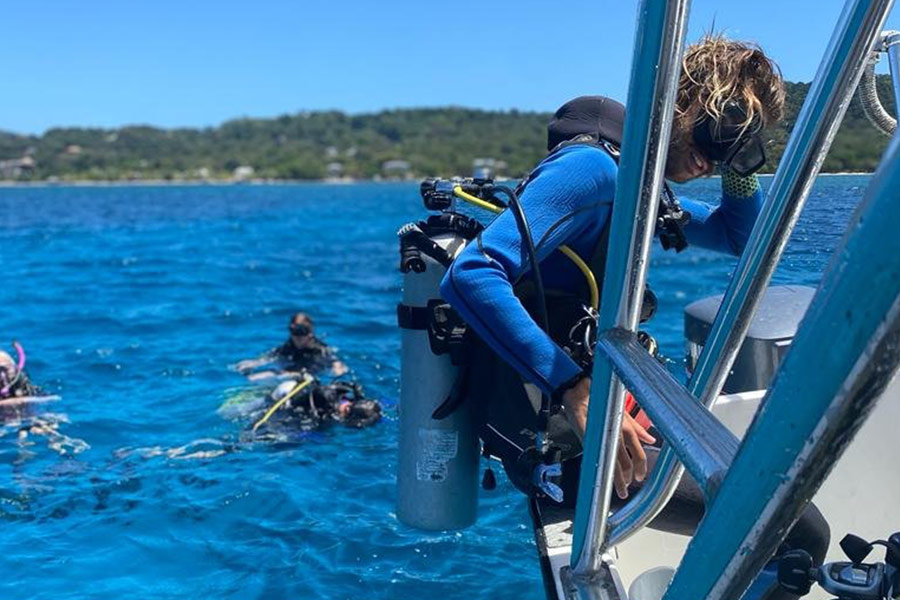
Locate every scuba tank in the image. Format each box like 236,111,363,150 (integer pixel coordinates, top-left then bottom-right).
395,181,484,530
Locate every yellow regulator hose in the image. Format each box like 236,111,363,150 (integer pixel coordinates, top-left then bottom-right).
252,376,314,433
452,186,599,310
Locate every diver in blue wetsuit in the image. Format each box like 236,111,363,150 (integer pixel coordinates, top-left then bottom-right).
441,36,828,598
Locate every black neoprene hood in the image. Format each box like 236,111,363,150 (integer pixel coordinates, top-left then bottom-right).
546,96,626,151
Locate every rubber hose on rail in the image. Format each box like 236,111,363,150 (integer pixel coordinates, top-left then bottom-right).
858,54,897,136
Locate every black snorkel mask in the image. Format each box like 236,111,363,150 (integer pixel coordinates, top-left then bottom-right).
692,102,767,177
289,323,311,337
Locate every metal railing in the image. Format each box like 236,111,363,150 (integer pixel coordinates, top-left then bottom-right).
569,0,691,577
605,0,898,550
596,329,738,499
887,32,900,109
565,0,900,596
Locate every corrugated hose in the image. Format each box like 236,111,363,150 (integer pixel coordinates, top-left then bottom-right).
857,34,899,136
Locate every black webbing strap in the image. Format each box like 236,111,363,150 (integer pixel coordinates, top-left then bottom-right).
396,304,430,330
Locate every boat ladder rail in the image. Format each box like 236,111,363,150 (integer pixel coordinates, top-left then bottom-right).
561,1,900,600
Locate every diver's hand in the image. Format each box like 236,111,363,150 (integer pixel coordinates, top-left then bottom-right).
616,413,655,499
332,361,349,377
561,376,592,438
276,371,307,381
234,359,255,373
562,377,656,499
247,370,279,382
234,357,270,373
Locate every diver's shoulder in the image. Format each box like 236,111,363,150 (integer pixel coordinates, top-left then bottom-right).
553,143,617,165
547,144,617,194
545,143,617,180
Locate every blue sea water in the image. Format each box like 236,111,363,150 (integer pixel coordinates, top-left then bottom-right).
0,176,869,599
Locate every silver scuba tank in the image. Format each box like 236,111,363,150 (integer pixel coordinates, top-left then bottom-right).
396,211,482,531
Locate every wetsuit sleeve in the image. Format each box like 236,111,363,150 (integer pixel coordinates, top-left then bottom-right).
441,148,616,395
318,343,343,371
679,169,764,256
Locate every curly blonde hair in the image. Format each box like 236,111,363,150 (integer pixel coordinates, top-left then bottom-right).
676,35,785,134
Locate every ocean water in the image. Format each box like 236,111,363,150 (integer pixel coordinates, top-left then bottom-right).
0,176,869,599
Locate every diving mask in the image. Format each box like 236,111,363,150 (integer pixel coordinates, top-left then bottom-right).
289,323,311,337
692,102,767,177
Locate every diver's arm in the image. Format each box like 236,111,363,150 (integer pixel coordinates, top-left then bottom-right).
562,376,655,498
317,343,349,377
306,341,349,377
246,370,282,382
234,350,279,374
441,147,616,396
679,169,764,256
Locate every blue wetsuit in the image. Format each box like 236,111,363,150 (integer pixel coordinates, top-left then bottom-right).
440,143,764,395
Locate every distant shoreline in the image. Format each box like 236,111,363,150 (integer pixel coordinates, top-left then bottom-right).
0,172,875,188
0,178,414,187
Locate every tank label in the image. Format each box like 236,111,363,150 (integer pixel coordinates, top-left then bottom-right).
416,429,458,482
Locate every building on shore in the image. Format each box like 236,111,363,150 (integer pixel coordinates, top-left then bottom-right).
232,165,255,181
382,159,411,180
472,157,507,179
0,156,36,179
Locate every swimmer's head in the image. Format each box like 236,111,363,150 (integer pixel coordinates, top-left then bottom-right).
288,312,314,341
0,351,15,386
339,399,382,428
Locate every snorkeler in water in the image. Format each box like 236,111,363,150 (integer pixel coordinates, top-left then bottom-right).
0,341,88,457
0,342,41,400
234,312,349,381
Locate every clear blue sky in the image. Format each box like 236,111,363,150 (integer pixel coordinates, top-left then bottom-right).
3,0,900,134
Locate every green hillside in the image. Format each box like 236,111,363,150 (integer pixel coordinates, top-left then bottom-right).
0,77,894,181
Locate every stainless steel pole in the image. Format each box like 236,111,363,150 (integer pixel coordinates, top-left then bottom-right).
606,0,895,548
569,0,690,576
883,31,900,110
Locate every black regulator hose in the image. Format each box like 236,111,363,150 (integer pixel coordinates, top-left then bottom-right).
491,185,550,332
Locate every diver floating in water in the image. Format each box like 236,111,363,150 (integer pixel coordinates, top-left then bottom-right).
0,341,88,456
234,312,349,381
130,374,384,460
0,341,41,401
245,374,382,438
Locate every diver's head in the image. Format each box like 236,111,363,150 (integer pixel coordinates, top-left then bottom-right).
288,312,315,345
0,351,14,383
665,35,785,183
337,398,382,428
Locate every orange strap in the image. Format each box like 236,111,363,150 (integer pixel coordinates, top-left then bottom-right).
625,392,653,431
